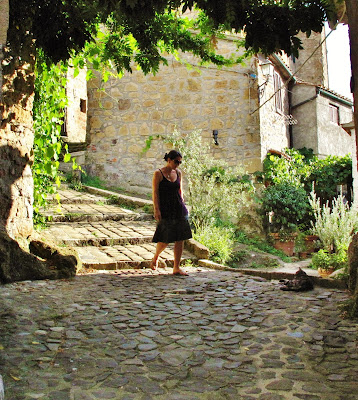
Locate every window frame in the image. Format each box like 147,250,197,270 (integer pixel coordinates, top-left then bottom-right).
273,71,284,114
329,103,340,125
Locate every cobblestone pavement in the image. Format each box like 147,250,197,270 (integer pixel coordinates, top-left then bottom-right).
1,267,357,400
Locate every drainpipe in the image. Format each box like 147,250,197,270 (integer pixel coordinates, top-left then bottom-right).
288,80,295,148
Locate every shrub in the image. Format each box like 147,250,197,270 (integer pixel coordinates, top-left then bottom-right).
254,148,313,187
260,182,312,233
193,224,234,264
165,129,255,228
310,249,348,271
307,155,352,204
309,191,358,253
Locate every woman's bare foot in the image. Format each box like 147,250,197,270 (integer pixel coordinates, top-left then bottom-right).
150,259,158,270
173,268,188,276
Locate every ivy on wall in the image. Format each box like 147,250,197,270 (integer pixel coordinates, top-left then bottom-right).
32,51,73,224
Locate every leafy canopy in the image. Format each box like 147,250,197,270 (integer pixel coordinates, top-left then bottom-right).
9,0,333,74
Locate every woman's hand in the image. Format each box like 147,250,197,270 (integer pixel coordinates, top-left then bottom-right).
154,209,161,222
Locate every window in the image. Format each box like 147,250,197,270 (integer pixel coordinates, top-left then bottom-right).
329,104,340,124
80,99,87,113
273,71,283,113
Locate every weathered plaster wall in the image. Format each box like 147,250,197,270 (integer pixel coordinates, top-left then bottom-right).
291,84,353,158
316,95,353,157
65,67,87,143
86,38,261,194
0,5,34,239
291,85,319,152
257,64,290,160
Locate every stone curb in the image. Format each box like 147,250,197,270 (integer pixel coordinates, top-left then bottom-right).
184,238,210,259
84,185,153,208
198,259,348,289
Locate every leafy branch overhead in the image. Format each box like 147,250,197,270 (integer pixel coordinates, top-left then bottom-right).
8,0,334,74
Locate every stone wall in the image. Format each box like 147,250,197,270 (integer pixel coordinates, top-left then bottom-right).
0,0,9,102
293,30,329,87
86,38,261,194
0,5,34,239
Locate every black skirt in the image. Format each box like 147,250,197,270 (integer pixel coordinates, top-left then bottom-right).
152,217,192,243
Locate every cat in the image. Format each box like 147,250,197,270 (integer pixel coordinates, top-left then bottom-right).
279,268,314,292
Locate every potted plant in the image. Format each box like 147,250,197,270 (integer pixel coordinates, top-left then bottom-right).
310,249,348,277
295,231,308,259
260,183,312,256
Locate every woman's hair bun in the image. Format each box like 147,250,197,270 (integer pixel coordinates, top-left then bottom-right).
164,150,182,161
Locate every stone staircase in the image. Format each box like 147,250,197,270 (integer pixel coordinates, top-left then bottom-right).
42,186,208,271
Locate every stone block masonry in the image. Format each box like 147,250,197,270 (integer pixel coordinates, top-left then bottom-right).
86,37,260,195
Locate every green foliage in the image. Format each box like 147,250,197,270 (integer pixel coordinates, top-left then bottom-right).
165,129,255,228
33,51,81,225
9,0,330,74
255,148,352,204
307,155,352,203
260,183,312,233
234,230,292,261
255,148,313,187
33,52,67,224
310,249,348,271
309,191,358,253
82,175,107,189
230,249,249,263
65,173,84,191
193,224,234,264
250,259,280,269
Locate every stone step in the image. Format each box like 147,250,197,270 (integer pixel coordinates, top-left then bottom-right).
45,220,156,246
75,243,196,270
48,187,110,205
41,203,151,222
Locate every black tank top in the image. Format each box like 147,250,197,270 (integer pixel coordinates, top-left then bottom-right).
158,169,188,219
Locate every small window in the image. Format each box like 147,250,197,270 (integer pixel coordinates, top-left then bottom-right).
329,104,339,124
80,99,87,113
61,108,67,136
273,71,283,113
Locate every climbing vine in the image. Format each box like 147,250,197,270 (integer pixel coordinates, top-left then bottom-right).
32,51,73,224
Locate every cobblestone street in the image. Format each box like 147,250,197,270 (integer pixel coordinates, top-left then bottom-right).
1,267,357,400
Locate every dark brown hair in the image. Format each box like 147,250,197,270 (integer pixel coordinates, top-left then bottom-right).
164,150,182,161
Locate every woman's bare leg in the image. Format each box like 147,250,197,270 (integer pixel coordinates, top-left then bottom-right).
173,241,188,275
150,242,168,270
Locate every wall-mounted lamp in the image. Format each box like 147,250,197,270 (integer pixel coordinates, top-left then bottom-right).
260,61,273,78
212,130,219,146
258,61,273,98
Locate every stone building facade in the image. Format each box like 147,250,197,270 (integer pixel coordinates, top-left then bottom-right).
85,36,291,194
70,29,353,197
291,83,354,157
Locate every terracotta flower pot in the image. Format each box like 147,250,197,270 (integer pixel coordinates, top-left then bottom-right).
269,233,296,256
317,267,335,277
304,235,319,255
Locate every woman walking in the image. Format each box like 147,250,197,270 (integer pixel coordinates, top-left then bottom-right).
150,150,192,275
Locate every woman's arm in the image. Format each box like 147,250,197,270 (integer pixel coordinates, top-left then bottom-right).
152,170,162,221
178,169,184,201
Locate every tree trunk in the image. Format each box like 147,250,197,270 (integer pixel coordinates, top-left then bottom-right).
0,3,78,283
345,0,358,316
